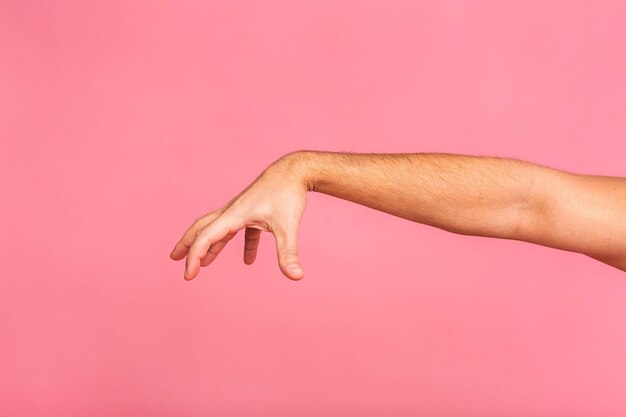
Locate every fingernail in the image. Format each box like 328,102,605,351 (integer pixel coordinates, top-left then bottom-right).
184,266,188,280
287,263,303,276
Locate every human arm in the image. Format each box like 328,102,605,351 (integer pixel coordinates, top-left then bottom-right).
169,150,626,281
295,150,626,272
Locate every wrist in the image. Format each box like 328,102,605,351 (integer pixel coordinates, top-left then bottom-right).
278,150,319,192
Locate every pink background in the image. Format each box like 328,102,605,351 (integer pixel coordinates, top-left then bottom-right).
1,1,625,415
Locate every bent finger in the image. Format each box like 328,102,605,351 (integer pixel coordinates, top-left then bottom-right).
273,221,304,281
244,227,262,265
170,210,222,260
185,213,243,280
200,231,237,267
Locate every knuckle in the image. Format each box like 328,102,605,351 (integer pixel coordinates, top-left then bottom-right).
280,247,299,261
195,228,209,242
191,217,204,228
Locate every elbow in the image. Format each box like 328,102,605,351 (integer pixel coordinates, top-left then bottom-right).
514,169,626,273
510,167,552,242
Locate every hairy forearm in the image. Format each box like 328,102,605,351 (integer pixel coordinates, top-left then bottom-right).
286,150,548,239
281,150,626,271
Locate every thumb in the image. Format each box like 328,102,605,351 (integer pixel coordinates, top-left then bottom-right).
273,222,304,281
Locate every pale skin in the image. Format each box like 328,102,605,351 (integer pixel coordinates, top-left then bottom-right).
170,150,626,280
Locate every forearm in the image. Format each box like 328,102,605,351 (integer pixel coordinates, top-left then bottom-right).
283,150,550,241
282,150,626,273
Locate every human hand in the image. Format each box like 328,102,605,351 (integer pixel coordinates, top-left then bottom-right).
169,153,310,281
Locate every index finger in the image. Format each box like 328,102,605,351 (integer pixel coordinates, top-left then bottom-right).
185,213,244,280
170,210,222,260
